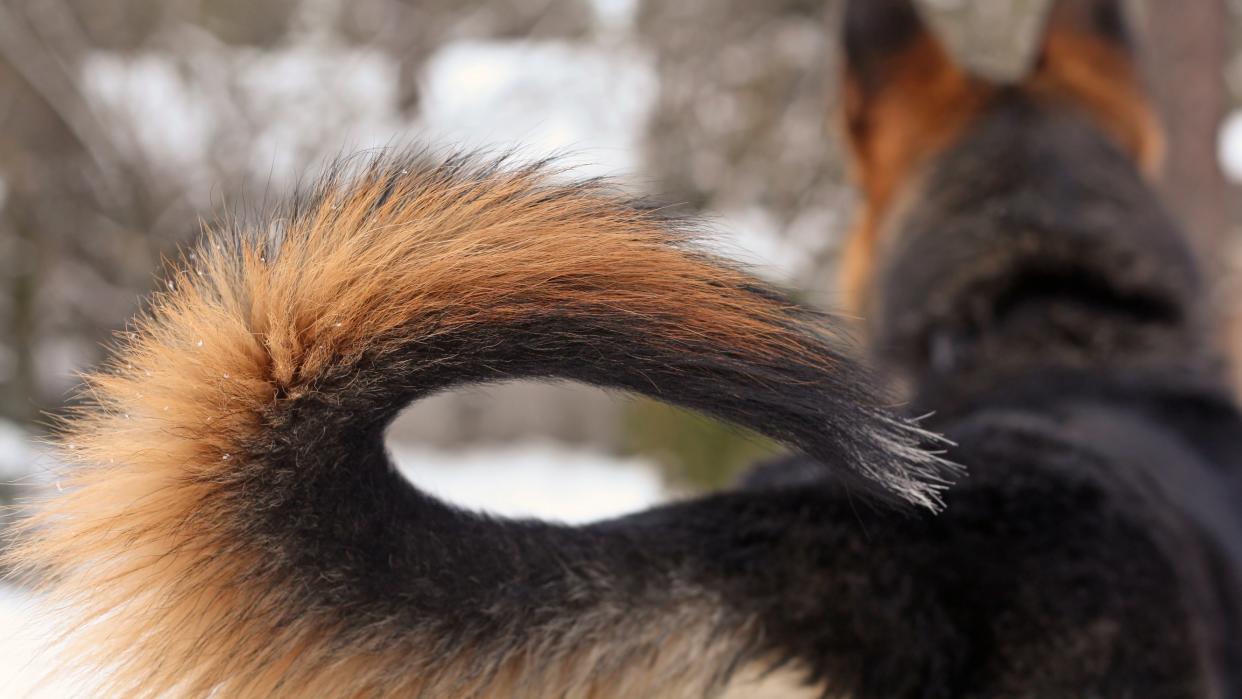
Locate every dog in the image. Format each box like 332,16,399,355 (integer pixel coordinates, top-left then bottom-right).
831,0,1240,696
8,0,1240,697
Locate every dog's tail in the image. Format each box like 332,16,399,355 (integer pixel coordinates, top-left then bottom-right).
9,154,952,698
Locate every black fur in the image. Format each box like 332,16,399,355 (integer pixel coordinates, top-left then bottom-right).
843,0,932,94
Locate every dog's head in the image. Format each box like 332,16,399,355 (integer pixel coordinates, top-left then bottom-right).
838,0,1205,382
839,0,1166,314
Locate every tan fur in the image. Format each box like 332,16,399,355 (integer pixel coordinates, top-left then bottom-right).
7,160,840,698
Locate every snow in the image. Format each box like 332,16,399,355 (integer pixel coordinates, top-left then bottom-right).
392,442,665,524
589,0,640,30
0,420,54,483
81,36,658,188
0,587,85,699
82,46,410,188
1218,109,1242,184
82,53,217,168
418,40,657,180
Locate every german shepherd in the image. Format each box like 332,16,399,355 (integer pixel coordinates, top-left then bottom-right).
8,0,1240,697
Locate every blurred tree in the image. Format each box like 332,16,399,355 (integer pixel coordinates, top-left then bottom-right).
0,0,595,426
337,0,593,112
637,0,846,219
1142,0,1229,256
0,1,188,424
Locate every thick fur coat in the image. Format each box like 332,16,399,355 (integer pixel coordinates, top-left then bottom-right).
9,0,1242,697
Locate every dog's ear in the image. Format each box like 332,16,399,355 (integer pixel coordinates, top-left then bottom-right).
842,0,946,100
1039,0,1132,49
1030,0,1164,173
839,0,988,313
841,0,967,174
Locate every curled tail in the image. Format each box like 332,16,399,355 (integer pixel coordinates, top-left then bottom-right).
9,154,953,698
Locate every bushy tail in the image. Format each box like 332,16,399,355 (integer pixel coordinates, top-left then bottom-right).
8,154,952,698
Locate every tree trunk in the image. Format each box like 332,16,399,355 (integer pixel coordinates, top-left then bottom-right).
1140,0,1229,259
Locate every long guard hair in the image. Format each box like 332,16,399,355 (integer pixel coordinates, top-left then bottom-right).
7,154,953,698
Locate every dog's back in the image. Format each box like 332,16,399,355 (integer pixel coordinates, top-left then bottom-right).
839,0,1242,695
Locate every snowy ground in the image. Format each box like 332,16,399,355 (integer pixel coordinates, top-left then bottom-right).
391,442,665,523
0,435,667,697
